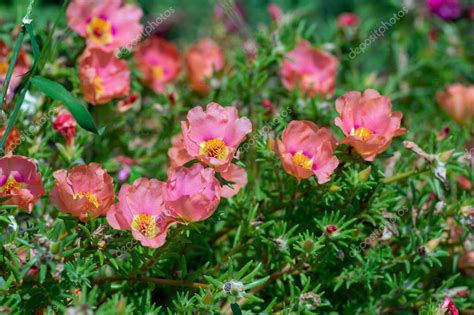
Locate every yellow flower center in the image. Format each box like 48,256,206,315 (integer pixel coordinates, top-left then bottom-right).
351,127,373,141
0,62,8,75
292,151,313,170
131,214,159,238
152,65,165,81
86,17,113,45
73,192,100,208
1,177,22,194
92,76,104,97
199,139,229,161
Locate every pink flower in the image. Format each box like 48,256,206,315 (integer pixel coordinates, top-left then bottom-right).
267,4,283,22
275,120,339,183
134,38,181,93
335,89,406,161
79,46,130,105
50,163,114,221
107,178,176,248
436,84,474,124
186,38,225,95
164,164,221,222
279,40,338,98
0,40,30,104
337,13,359,28
66,0,143,50
427,0,461,21
439,297,459,315
219,163,248,198
0,127,20,153
0,154,44,212
181,103,252,168
168,134,193,168
53,109,76,146
116,156,137,181
117,93,139,113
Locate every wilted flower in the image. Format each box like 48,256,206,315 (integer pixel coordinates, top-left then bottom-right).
181,103,252,168
53,109,76,146
275,120,339,183
117,93,140,113
337,13,359,27
50,163,114,221
167,134,193,168
0,40,30,104
107,178,176,248
335,89,406,161
79,46,130,105
427,0,461,21
214,1,245,33
186,38,225,95
134,38,181,93
66,0,143,49
279,40,338,98
436,84,474,124
0,127,20,153
0,154,44,212
164,164,221,222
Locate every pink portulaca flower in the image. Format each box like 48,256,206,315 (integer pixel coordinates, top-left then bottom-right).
53,109,76,146
275,120,339,183
134,38,181,93
186,38,225,95
0,40,30,104
181,103,252,168
436,84,474,124
0,154,44,212
168,134,193,168
279,40,338,98
164,164,221,222
79,46,130,105
219,163,248,198
66,0,143,49
107,178,176,248
50,163,114,221
335,89,406,161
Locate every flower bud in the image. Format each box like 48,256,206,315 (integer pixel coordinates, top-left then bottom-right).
303,239,315,252
358,166,372,182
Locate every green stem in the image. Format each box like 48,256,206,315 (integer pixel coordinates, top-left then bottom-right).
382,168,429,184
0,26,25,108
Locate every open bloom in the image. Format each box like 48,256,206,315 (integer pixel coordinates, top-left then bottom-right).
275,120,339,183
335,89,406,161
0,40,30,103
168,134,193,168
79,46,130,105
0,127,20,153
66,0,143,49
0,154,44,212
279,40,338,98
186,38,225,95
164,164,221,222
427,0,461,21
181,103,252,168
50,163,114,221
53,109,76,146
436,84,474,124
107,178,176,248
134,38,181,93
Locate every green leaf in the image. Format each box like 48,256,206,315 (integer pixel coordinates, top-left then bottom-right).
230,303,242,315
30,76,100,134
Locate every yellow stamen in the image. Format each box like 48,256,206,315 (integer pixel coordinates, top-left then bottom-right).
74,192,100,208
199,139,229,161
153,65,165,81
92,76,104,97
292,152,313,170
351,127,373,141
1,178,22,194
131,214,159,238
0,62,8,75
86,17,113,45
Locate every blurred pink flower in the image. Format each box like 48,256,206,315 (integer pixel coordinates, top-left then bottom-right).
66,0,143,49
107,177,176,248
337,13,359,27
427,0,461,21
186,38,225,95
0,40,30,104
164,164,221,222
279,40,338,98
79,46,130,105
181,103,252,168
219,163,248,198
335,89,406,161
117,93,140,113
275,120,339,183
168,134,193,168
53,109,76,146
439,296,459,315
0,154,44,212
50,163,114,221
267,4,283,22
134,38,181,93
0,127,20,153
214,1,246,33
436,84,474,124
116,155,137,181
17,248,38,276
